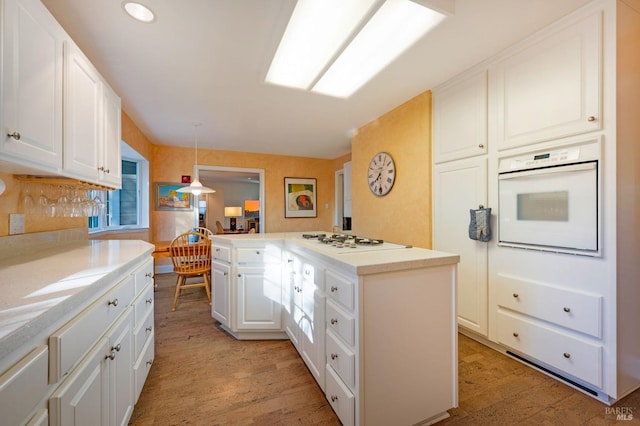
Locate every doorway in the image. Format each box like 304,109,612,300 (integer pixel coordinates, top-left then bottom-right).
194,165,265,233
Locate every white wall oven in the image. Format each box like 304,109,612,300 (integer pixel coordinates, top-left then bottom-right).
498,139,601,256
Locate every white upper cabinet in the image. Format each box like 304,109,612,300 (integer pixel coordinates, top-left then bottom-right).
1,0,64,171
63,40,122,188
433,70,488,163
491,11,602,151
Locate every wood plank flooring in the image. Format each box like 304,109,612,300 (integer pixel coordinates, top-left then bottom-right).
130,273,640,425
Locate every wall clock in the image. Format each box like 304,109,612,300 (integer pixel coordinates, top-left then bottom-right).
368,151,396,196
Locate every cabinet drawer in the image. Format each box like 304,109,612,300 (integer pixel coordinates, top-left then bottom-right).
134,258,154,295
326,330,355,391
213,245,231,263
49,275,134,383
326,270,355,311
134,308,154,361
237,246,281,264
0,346,48,426
326,300,355,347
133,284,154,327
497,275,602,338
325,365,355,426
134,333,155,403
497,311,602,388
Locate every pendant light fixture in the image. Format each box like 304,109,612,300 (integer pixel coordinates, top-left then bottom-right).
177,124,216,196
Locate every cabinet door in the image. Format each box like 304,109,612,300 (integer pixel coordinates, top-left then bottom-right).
109,311,133,426
49,338,110,426
433,70,488,163
1,0,63,170
100,82,122,188
63,39,101,182
282,255,302,348
492,11,601,150
236,266,282,330
300,284,325,390
211,261,231,327
433,157,488,336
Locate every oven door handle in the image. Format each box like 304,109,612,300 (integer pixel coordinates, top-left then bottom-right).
498,161,597,180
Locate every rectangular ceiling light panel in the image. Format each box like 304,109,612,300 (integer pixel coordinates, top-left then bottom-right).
312,0,446,98
265,0,378,91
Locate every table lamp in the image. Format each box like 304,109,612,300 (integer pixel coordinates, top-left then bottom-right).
224,206,243,231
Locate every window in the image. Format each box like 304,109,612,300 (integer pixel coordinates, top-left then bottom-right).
89,142,149,233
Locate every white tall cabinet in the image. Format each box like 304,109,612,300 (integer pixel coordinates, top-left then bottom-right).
433,69,489,337
432,0,640,404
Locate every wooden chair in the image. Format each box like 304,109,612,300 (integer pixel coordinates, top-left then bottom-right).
193,226,215,238
215,221,225,234
169,231,212,311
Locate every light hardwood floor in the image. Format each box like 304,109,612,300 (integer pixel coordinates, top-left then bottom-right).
130,273,639,425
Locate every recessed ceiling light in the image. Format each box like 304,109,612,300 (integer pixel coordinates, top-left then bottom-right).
122,2,155,23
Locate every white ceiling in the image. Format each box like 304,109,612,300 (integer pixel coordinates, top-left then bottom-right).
41,0,590,159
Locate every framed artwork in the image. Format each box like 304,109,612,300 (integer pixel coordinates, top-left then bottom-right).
284,177,317,218
244,199,260,219
154,182,193,211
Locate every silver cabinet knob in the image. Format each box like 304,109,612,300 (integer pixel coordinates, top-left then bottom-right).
478,144,485,148
330,395,338,402
7,131,21,140
512,293,519,298
330,318,338,325
146,326,153,332
563,307,571,313
330,286,338,292
563,352,571,359
146,298,153,304
330,353,338,360
513,332,519,338
108,299,118,307
587,116,597,122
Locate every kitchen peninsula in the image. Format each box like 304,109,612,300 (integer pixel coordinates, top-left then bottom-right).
211,232,460,426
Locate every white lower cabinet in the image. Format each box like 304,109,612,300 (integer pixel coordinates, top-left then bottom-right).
50,309,133,426
211,260,231,327
236,265,282,330
325,366,355,426
0,346,49,426
283,251,326,389
211,240,285,339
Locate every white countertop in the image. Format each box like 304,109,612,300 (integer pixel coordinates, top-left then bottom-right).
212,232,460,275
0,239,154,363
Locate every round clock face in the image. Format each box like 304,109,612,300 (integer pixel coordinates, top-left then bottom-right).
367,152,396,196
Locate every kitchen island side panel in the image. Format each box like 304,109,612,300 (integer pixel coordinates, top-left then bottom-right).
360,264,457,426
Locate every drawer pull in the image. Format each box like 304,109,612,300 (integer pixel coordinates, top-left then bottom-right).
145,273,154,279
512,293,519,298
330,395,338,403
112,344,121,352
7,131,21,140
108,299,119,307
330,353,338,360
146,359,154,366
330,318,338,325
256,251,261,255
563,352,571,359
330,286,338,292
563,307,571,313
478,144,484,148
587,116,597,122
105,351,116,361
287,258,293,263
146,326,153,333
146,298,153,304
513,332,519,338
215,248,220,252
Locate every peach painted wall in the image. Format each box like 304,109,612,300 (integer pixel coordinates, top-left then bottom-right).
351,91,432,249
151,145,337,242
